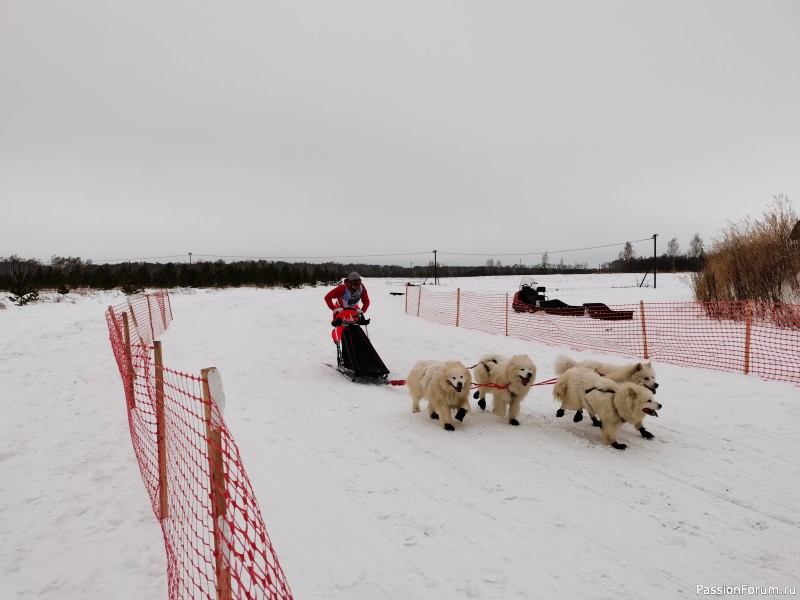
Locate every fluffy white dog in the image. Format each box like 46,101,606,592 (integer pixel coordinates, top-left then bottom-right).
555,354,659,394
408,360,472,431
552,366,618,426
583,382,662,449
472,354,537,426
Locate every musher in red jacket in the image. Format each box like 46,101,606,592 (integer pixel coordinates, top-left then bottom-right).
324,271,370,317
325,272,370,343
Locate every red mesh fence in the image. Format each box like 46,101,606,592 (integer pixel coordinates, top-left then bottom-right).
106,291,293,600
406,285,800,386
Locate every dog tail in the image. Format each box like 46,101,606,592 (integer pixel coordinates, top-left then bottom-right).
552,376,568,401
554,354,576,376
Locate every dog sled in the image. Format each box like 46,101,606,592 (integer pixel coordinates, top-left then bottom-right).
331,309,390,382
511,277,633,320
512,277,585,316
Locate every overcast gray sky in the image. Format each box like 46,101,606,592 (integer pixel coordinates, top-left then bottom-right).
2,1,799,268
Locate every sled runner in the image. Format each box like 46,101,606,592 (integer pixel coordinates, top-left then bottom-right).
331,309,390,382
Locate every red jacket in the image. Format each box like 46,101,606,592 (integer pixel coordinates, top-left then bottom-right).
325,281,370,313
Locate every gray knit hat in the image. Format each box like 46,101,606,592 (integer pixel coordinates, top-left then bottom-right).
347,271,362,281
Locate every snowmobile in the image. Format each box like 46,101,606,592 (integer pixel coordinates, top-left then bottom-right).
330,309,390,382
511,277,633,320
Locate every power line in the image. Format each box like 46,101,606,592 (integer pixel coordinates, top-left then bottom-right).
439,237,654,258
54,237,655,265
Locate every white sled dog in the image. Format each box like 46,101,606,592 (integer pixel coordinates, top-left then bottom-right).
554,354,658,424
408,360,472,431
552,366,619,427
582,382,662,450
555,354,659,393
472,354,537,426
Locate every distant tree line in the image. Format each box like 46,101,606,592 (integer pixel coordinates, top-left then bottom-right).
1,241,706,299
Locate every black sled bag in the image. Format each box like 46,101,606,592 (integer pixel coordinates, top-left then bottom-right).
339,326,390,378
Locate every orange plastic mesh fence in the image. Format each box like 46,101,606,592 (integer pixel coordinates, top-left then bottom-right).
106,291,293,600
406,286,800,385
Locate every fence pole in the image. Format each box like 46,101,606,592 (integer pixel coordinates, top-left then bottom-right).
202,367,231,600
153,341,169,520
165,289,174,321
505,293,509,336
127,298,145,346
416,286,422,317
146,294,156,342
456,288,461,327
122,312,136,408
405,284,408,314
640,300,649,359
744,301,752,375
158,292,168,332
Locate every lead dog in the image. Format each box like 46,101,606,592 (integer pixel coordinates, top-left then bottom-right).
554,355,659,394
408,360,472,431
583,382,662,449
552,366,618,426
472,354,537,426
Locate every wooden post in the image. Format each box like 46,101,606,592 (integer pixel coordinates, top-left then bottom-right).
640,300,649,359
202,368,231,600
744,301,753,375
122,312,135,408
505,292,509,336
416,286,422,317
405,284,409,314
158,292,168,332
165,289,174,322
107,305,123,343
154,341,169,519
146,294,156,342
127,298,145,346
455,288,461,327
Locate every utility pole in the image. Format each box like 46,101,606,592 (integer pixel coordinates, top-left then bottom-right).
652,234,658,289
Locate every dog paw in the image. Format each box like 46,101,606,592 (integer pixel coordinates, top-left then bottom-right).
556,408,565,418
473,391,479,400
444,423,455,431
430,412,439,420
640,428,654,439
455,408,467,422
509,418,520,426
611,442,627,450
591,417,602,428
573,411,583,423
478,399,486,411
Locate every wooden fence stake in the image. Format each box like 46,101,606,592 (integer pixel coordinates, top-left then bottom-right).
154,341,169,520
202,367,231,600
158,292,168,332
146,294,156,342
744,301,753,375
122,312,135,408
456,288,461,327
416,286,422,317
640,300,649,359
127,298,145,346
405,285,409,314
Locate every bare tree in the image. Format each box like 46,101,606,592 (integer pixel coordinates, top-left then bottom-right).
688,233,705,258
619,242,635,263
666,237,679,271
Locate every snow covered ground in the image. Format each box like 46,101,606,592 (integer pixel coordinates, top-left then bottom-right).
2,273,798,599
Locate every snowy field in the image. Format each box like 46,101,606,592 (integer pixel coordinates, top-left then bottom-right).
1,273,799,599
